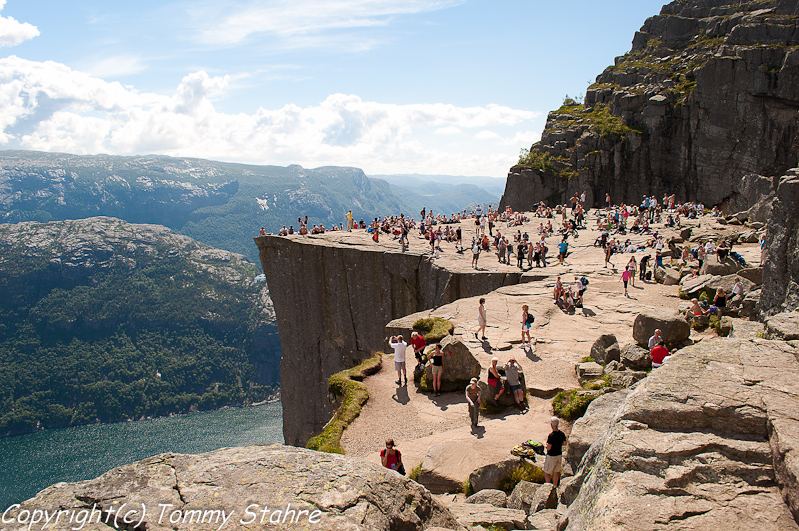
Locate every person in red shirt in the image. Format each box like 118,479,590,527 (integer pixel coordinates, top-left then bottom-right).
380,439,403,473
650,340,671,368
410,331,427,370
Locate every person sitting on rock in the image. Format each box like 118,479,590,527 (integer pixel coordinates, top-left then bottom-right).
710,288,727,314
684,298,707,321
488,357,504,402
502,357,525,409
650,340,671,368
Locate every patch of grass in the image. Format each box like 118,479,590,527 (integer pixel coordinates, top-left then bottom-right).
497,461,545,492
408,463,422,482
580,355,595,363
412,317,453,343
582,375,611,391
678,289,690,300
699,291,710,303
552,390,598,421
306,353,382,454
461,477,473,496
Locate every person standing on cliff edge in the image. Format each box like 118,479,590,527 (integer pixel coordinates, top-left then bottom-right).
389,335,408,386
346,210,354,231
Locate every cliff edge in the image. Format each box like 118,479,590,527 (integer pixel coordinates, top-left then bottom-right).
255,232,524,445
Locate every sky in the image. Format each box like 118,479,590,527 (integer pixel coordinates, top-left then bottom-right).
0,0,666,177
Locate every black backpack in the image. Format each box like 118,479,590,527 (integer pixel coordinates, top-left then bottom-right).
525,313,535,324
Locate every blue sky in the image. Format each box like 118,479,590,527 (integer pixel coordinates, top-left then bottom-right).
0,0,665,176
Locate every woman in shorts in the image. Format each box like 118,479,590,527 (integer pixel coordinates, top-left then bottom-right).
428,343,445,396
521,305,533,346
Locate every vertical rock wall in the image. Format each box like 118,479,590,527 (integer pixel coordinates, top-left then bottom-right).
501,0,799,212
761,169,799,315
255,235,522,446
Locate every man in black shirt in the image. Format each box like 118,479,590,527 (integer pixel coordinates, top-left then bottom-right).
544,416,567,487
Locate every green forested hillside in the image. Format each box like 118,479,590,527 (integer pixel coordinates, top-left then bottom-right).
0,217,279,436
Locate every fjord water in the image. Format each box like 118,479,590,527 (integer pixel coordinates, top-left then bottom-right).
0,401,283,510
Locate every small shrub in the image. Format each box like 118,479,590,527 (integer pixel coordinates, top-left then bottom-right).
306,353,382,454
678,289,689,300
461,477,473,496
552,390,597,421
408,463,422,482
498,461,545,492
698,291,710,303
580,355,595,363
412,318,453,343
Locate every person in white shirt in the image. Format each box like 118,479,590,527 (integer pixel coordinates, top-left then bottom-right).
389,335,408,386
731,277,745,305
705,240,716,254
648,329,662,349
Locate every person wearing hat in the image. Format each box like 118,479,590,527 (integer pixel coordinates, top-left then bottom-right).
465,378,481,426
488,357,504,402
544,417,566,487
503,356,525,409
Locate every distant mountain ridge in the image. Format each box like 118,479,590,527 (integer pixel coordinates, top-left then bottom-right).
0,150,404,262
0,217,279,436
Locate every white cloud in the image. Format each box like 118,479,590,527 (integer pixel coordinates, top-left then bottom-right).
435,126,461,135
0,56,540,176
474,130,499,140
0,0,39,47
194,0,464,47
80,55,148,78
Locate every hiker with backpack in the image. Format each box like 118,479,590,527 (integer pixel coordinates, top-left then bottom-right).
521,304,534,348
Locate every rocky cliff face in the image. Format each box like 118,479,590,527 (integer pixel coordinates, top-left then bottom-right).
501,0,799,212
255,234,524,446
761,168,799,314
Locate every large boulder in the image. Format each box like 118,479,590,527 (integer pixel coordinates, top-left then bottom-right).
575,362,603,384
765,312,799,341
447,504,527,530
418,444,463,494
468,457,521,493
561,339,799,531
699,254,744,276
4,444,461,531
609,370,648,389
527,509,559,530
632,309,691,346
679,273,714,297
466,489,507,508
590,334,620,365
423,335,481,392
567,389,631,471
619,344,651,371
703,274,756,299
740,288,761,318
737,266,763,286
529,483,558,513
507,480,539,513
